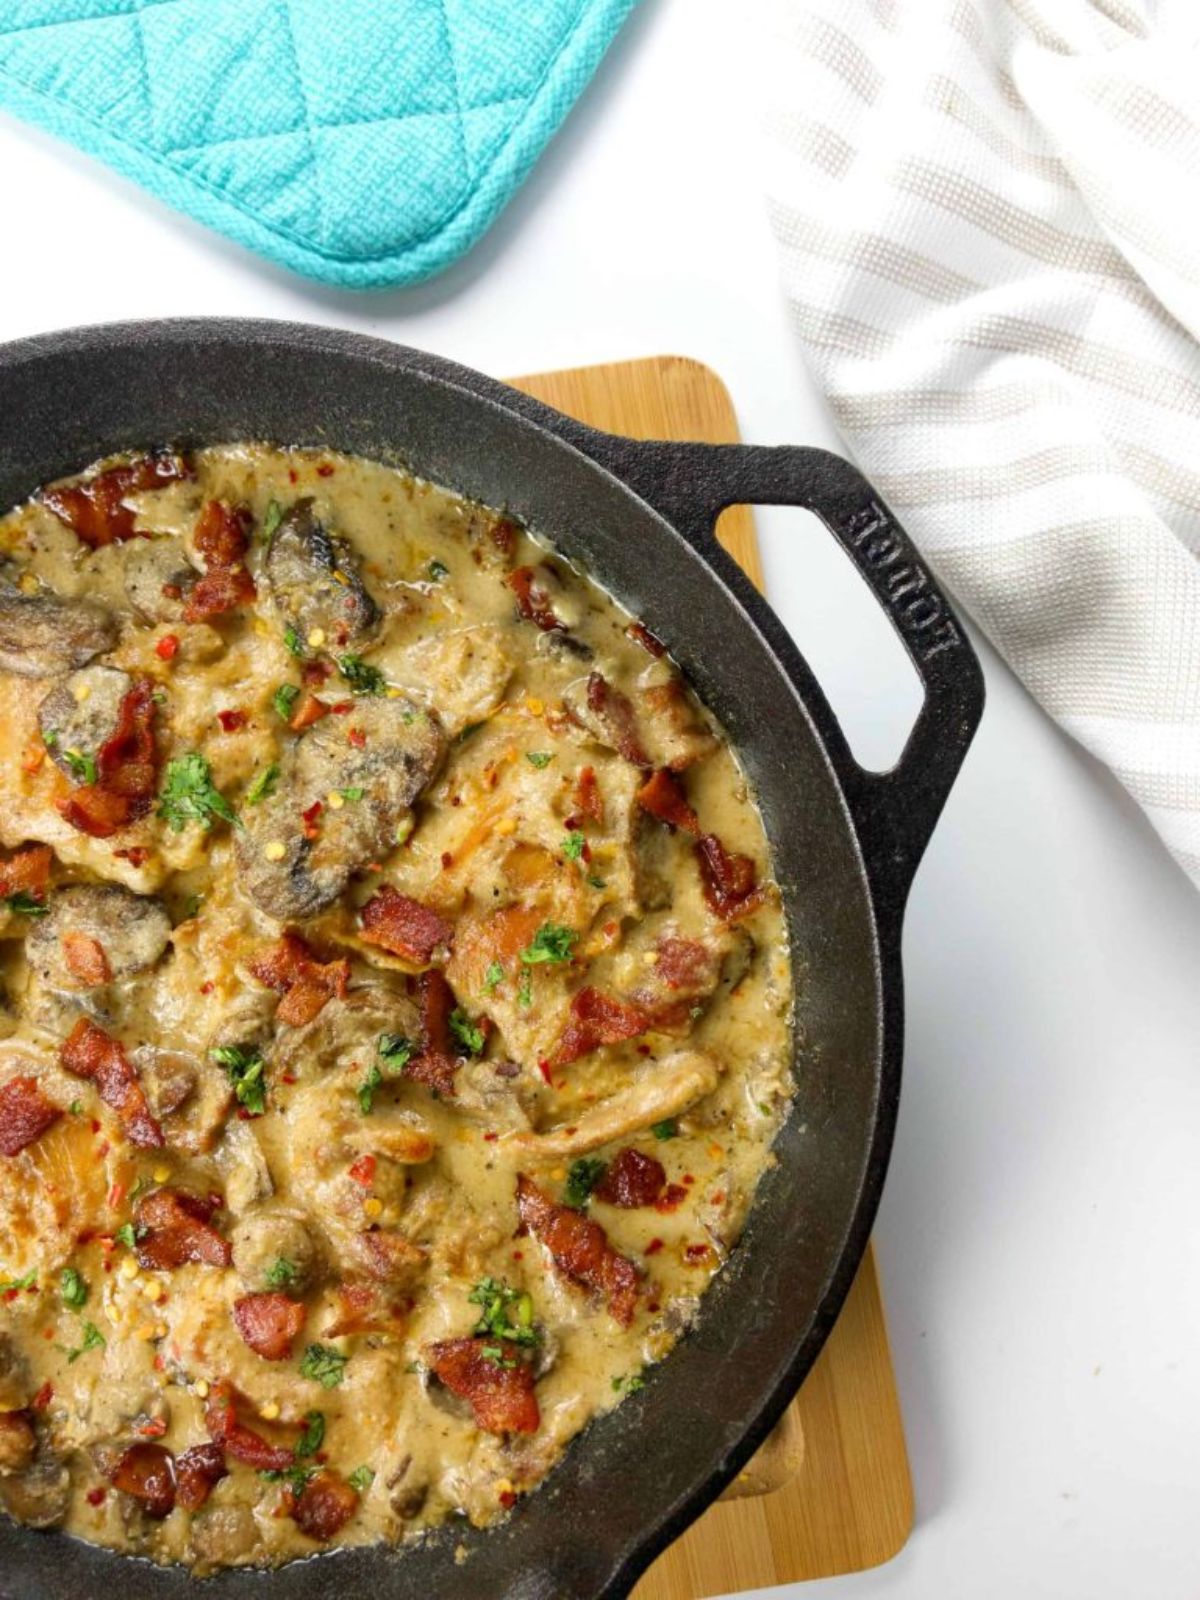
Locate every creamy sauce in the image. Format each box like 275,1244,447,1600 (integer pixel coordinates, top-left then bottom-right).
0,447,792,1569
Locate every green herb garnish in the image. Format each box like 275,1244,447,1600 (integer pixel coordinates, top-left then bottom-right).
159,752,240,833
612,1371,645,1394
347,1465,375,1493
69,1099,83,1116
114,1223,137,1251
518,970,532,1008
0,1269,37,1293
357,1063,383,1115
525,751,554,769
651,1118,679,1140
283,625,305,659
245,763,279,806
468,1278,538,1348
338,654,384,695
62,748,97,785
294,1409,325,1459
482,961,504,994
338,786,364,802
264,1257,298,1291
377,1033,414,1072
561,831,585,863
4,890,48,917
300,1343,348,1389
60,1267,88,1309
519,923,577,966
261,499,284,542
273,682,300,721
449,1009,485,1057
564,1157,607,1210
427,559,449,582
65,1321,105,1363
211,1044,267,1116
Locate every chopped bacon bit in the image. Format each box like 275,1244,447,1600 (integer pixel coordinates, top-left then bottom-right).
0,1075,62,1157
652,936,719,994
301,658,334,688
110,1442,176,1518
552,987,690,1068
290,1470,360,1541
627,620,667,658
426,1338,540,1435
62,931,111,987
249,930,349,1027
57,678,158,839
356,1230,426,1284
695,834,767,921
348,1153,376,1187
136,1416,169,1438
644,1238,664,1256
155,633,179,661
233,1292,306,1361
42,451,191,548
216,708,248,733
489,517,519,559
316,463,336,478
60,1017,163,1148
637,768,700,835
595,1148,667,1209
505,565,563,633
161,582,183,601
183,500,256,623
0,844,50,904
330,700,353,715
585,672,649,765
685,1242,714,1265
175,1443,227,1512
323,1280,406,1339
133,1187,231,1269
204,1382,295,1472
360,885,453,965
517,1176,640,1324
289,692,330,732
407,969,460,1097
574,765,604,826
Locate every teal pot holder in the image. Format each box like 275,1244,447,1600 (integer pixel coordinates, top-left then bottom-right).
0,0,640,289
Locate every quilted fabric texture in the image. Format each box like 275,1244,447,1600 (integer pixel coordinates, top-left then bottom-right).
0,0,639,288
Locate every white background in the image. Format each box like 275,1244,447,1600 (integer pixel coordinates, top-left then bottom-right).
2,3,1199,1597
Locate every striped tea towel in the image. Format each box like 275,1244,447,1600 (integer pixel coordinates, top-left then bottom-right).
761,0,1200,888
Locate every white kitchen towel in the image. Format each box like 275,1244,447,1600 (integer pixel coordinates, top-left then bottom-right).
761,0,1200,887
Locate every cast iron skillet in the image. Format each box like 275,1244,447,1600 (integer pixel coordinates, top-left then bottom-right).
0,320,983,1600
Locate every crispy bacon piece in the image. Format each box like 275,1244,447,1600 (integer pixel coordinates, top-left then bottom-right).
324,1280,410,1339
552,986,690,1068
360,885,453,965
249,931,350,1027
42,452,191,548
517,1175,640,1325
356,1229,427,1285
290,1471,360,1541
695,834,766,922
60,1017,163,1148
57,678,158,840
204,1382,295,1472
0,844,51,903
651,936,720,995
627,620,666,658
574,765,604,826
426,1337,540,1436
233,1292,306,1360
585,673,649,766
183,501,256,623
636,768,700,835
407,968,460,1097
0,1075,62,1157
289,692,330,732
505,565,563,633
110,1442,176,1519
175,1442,228,1512
62,930,111,987
595,1148,667,1209
489,517,519,560
134,1186,231,1269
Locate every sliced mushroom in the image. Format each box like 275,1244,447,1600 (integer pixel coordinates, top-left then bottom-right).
513,1050,721,1159
38,665,132,783
0,1334,31,1412
189,1503,264,1570
230,1206,319,1294
0,1410,36,1474
26,884,171,993
0,1451,70,1529
272,983,418,1078
123,537,195,623
236,697,445,921
132,1046,198,1120
0,581,117,678
264,498,379,647
216,1118,274,1213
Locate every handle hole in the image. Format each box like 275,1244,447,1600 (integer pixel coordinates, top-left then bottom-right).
721,504,925,772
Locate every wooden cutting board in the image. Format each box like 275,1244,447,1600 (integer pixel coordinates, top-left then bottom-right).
508,357,915,1595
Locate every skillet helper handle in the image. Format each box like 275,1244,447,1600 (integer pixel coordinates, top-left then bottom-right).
582,438,985,905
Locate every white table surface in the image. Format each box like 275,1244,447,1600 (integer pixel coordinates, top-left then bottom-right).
2,3,1199,1597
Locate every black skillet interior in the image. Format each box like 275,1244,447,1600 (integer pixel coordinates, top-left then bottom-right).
0,321,983,1600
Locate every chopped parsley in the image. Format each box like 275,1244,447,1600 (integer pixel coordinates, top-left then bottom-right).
62,748,98,786
68,1099,83,1116
586,874,607,891
264,1257,298,1291
65,1321,106,1363
650,1118,679,1141
273,682,300,721
482,961,504,994
561,830,586,863
42,728,59,749
338,785,364,802
525,751,554,770
159,752,240,833
519,923,577,966
211,1044,267,1116
564,1158,607,1210
260,1464,315,1492
449,1008,485,1057
245,763,279,805
337,654,384,695
0,1269,37,1293
427,559,449,581
357,1063,383,1115
468,1278,538,1348
347,1465,375,1493
300,1343,348,1389
60,1267,88,1309
612,1371,645,1394
283,625,305,658
4,890,47,918
294,1409,325,1459
114,1223,138,1251
518,970,532,1009
377,1033,414,1072
260,499,284,542
455,721,484,745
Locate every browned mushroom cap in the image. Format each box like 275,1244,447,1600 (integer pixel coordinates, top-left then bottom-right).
264,498,379,647
123,537,196,623
0,582,116,678
26,883,171,994
38,666,132,783
230,1206,320,1294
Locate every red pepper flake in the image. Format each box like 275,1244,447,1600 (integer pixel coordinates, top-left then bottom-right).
644,1238,664,1256
440,851,453,870
511,1250,524,1261
108,1182,126,1209
537,1060,553,1086
331,700,353,715
136,1417,169,1438
682,1173,695,1185
114,846,151,867
155,634,179,661
217,708,247,733
199,980,214,996
349,1153,376,1187
281,1072,298,1085
498,1489,517,1510
153,1355,165,1371
32,1382,53,1411
86,1487,107,1507
288,469,298,483
684,1243,713,1265
655,1183,688,1213
161,582,182,601
316,463,335,477
90,1119,101,1134
482,1131,499,1143
647,1300,661,1314
627,620,667,657
347,727,366,749
96,1141,110,1159
301,658,333,688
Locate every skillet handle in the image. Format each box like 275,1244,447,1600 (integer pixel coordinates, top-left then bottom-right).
577,438,985,905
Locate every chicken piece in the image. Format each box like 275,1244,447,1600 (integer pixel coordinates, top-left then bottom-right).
26,883,171,994
264,498,379,647
236,696,445,921
231,1206,321,1294
123,536,195,623
38,666,132,783
514,1051,721,1159
0,1077,110,1275
395,624,516,737
0,580,117,678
